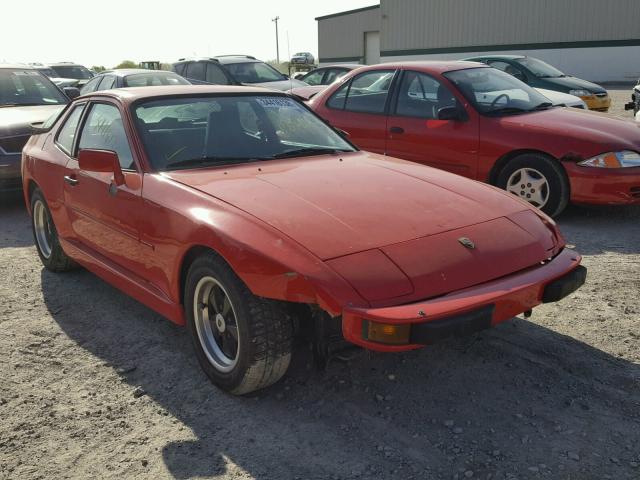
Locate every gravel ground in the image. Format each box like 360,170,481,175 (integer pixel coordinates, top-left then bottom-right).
1,89,639,480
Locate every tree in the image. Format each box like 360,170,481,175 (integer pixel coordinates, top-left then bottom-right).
91,65,106,73
114,60,138,69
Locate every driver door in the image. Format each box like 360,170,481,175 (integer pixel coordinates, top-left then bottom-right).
385,70,479,178
62,101,146,275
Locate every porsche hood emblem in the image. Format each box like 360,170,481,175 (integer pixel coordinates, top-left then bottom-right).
458,237,475,249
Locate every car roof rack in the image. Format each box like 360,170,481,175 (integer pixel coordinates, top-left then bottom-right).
214,55,257,60
176,57,221,62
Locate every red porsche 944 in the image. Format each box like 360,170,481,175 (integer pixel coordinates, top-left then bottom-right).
22,85,585,394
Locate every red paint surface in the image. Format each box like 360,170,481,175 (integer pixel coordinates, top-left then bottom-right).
22,85,583,352
309,61,640,206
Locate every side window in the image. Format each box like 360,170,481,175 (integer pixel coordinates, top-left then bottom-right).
489,61,526,82
206,63,230,84
343,70,394,114
324,68,346,84
98,75,116,90
186,62,205,81
396,71,458,119
173,63,185,76
78,103,135,170
302,70,325,86
80,77,101,94
55,105,85,155
327,81,350,110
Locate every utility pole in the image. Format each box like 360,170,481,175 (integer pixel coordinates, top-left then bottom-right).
272,16,280,64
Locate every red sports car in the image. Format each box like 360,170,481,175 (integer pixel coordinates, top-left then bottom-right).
22,85,585,394
308,61,640,217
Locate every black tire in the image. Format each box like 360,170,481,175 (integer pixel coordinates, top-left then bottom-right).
496,153,569,217
30,188,76,272
184,252,293,395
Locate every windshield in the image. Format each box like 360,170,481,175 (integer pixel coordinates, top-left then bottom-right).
50,65,93,80
0,69,68,106
224,62,286,83
36,68,59,78
124,72,190,87
444,67,553,116
133,95,355,171
515,57,565,78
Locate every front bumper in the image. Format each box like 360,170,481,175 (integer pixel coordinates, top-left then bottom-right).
564,162,640,205
0,152,22,192
581,94,611,112
342,248,584,352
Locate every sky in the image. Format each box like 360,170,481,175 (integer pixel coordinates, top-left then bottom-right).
1,0,376,68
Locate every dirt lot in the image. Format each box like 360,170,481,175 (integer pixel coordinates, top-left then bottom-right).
1,90,639,480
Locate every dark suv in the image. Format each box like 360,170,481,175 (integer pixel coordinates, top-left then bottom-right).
172,56,308,91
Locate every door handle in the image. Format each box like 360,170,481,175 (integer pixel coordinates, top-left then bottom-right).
389,126,404,134
64,175,79,186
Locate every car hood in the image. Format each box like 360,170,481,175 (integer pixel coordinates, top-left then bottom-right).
498,107,640,149
249,79,308,91
0,104,64,137
164,152,546,261
541,76,606,94
535,88,585,107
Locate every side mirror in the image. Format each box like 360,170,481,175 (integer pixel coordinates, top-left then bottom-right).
437,106,464,121
624,101,636,111
78,149,125,185
63,87,81,100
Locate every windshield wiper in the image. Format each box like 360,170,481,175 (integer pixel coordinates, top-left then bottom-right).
529,102,554,111
271,147,351,159
484,106,528,116
164,156,257,171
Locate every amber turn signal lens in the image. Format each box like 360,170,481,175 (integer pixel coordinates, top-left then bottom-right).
366,321,411,344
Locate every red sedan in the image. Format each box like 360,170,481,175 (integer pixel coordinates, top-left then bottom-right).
309,61,640,217
23,85,585,394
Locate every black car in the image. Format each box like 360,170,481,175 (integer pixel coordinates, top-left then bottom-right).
80,69,190,95
0,64,75,192
172,56,308,91
297,64,362,86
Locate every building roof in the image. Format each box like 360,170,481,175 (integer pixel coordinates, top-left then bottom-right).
315,4,379,21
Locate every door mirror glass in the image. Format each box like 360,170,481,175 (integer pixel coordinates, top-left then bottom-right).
63,87,81,100
437,106,463,121
78,149,125,185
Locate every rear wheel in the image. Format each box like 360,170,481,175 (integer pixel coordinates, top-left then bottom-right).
30,189,76,272
185,252,293,395
497,153,569,217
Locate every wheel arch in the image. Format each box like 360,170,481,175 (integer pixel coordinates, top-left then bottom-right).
488,149,569,188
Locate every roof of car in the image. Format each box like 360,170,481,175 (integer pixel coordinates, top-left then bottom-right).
48,62,85,67
77,84,287,102
356,60,489,73
0,63,36,70
314,64,362,70
464,54,525,60
174,55,260,65
94,69,177,77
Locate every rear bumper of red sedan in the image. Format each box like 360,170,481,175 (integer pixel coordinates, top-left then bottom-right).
342,248,584,352
565,163,640,205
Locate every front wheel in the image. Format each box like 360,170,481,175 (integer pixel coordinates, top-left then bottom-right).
185,252,293,395
497,153,569,217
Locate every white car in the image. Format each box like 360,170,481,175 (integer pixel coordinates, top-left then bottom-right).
534,88,587,109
